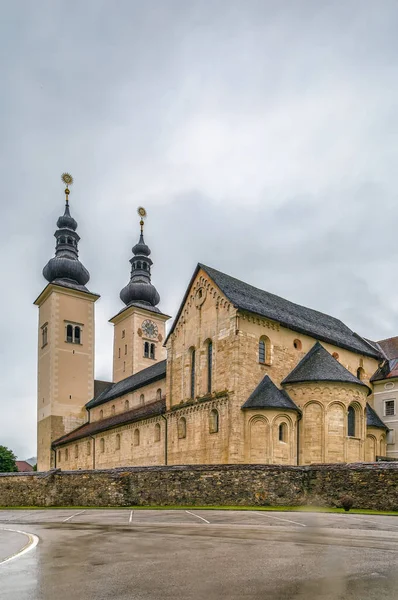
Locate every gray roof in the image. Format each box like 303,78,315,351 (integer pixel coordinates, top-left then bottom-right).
86,360,166,409
242,375,300,412
282,341,370,393
366,403,388,430
166,264,380,359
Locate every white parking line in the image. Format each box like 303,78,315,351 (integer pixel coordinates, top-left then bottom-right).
185,510,210,524
252,512,307,527
0,528,39,565
62,510,86,523
129,511,133,523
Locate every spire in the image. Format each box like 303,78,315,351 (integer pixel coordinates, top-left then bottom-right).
120,207,160,308
42,173,90,289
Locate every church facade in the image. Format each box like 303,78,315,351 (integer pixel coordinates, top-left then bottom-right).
35,180,391,472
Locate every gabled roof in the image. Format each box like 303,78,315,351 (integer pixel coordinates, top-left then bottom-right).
370,358,398,382
16,461,34,472
166,264,381,358
282,341,370,393
377,336,398,359
86,360,166,409
242,375,300,412
53,399,166,447
366,403,388,430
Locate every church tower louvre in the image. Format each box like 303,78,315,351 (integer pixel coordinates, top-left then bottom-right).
110,207,170,383
34,174,100,471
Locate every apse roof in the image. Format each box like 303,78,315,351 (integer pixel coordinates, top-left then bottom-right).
166,264,381,359
282,341,370,392
242,375,300,412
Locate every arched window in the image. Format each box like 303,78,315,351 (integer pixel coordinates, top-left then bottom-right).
133,429,140,446
58,450,61,463
66,324,73,343
60,236,66,244
65,448,69,460
209,409,219,433
42,326,48,347
74,326,81,344
74,445,78,458
100,438,105,453
125,399,130,411
293,339,302,350
140,394,145,405
207,340,213,393
279,423,287,442
357,367,365,380
150,343,155,359
178,417,187,439
142,262,147,270
154,423,161,442
87,441,91,456
348,406,356,437
67,237,73,245
259,336,272,365
100,409,103,420
111,405,115,415
156,388,162,401
190,348,196,399
115,434,121,450
137,261,142,269
144,341,149,358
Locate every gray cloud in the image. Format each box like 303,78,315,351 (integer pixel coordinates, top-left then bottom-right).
1,0,398,458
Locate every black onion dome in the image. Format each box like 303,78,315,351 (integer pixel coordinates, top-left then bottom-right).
120,226,160,307
132,233,151,257
43,256,90,286
56,204,77,231
120,280,160,306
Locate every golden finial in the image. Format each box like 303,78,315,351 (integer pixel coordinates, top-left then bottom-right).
61,173,73,204
137,206,147,234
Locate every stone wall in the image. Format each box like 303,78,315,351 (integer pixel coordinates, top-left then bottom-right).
1,463,398,510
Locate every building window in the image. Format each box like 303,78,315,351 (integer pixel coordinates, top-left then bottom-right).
279,423,287,442
87,441,91,456
178,417,187,439
74,445,78,458
122,330,125,339
207,340,213,393
259,336,272,365
133,429,140,446
111,405,115,415
42,325,48,347
123,361,126,372
150,343,155,359
125,399,130,411
116,434,121,450
140,394,145,405
154,423,161,442
100,438,105,453
74,326,81,344
385,400,395,416
190,348,196,399
332,352,339,360
100,409,103,419
209,409,219,433
357,367,365,380
348,406,356,437
118,348,121,358
66,324,73,343
144,341,149,358
125,344,127,355
58,450,61,463
293,339,302,350
156,388,162,401
65,448,69,460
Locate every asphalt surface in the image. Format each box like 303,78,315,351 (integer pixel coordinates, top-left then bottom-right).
0,509,398,599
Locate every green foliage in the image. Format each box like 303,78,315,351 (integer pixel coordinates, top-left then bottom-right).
0,445,18,473
33,464,37,471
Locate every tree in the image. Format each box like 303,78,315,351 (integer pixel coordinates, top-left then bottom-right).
0,446,18,472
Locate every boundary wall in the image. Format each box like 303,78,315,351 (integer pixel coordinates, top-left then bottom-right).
1,463,397,510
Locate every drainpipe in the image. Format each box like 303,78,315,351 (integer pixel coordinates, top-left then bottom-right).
160,414,168,465
297,412,302,466
53,447,57,469
89,435,96,469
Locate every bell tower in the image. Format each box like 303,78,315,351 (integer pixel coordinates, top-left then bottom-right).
110,207,170,383
34,174,100,471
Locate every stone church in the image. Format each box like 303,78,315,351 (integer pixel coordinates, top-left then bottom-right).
35,179,393,472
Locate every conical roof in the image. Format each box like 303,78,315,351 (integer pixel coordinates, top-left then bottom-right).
242,375,300,411
282,341,370,393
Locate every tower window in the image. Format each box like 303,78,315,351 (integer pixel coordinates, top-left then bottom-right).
118,348,121,358
66,323,82,344
66,324,73,343
125,344,127,355
190,348,196,399
67,237,73,245
41,325,48,348
150,343,155,359
122,330,125,339
207,340,213,393
137,261,142,269
143,262,147,270
144,341,150,358
348,406,356,437
74,326,81,344
60,236,66,244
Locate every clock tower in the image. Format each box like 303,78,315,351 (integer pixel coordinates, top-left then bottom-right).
110,208,170,383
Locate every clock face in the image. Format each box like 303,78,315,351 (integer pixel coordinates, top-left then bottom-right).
141,319,158,339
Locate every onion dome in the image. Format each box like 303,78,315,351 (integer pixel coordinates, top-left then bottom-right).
120,208,160,308
42,175,91,289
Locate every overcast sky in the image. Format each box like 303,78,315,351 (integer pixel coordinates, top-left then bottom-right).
1,1,398,459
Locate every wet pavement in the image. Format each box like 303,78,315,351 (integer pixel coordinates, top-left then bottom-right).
1,509,398,599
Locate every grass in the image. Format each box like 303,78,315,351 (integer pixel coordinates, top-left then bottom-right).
1,505,398,515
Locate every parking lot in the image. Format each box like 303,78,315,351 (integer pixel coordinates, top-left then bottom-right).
1,509,398,599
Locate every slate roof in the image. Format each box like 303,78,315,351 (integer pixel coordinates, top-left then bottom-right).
86,360,166,409
53,399,166,447
377,337,398,359
282,341,370,393
366,403,388,430
370,358,398,382
242,375,300,412
166,264,381,359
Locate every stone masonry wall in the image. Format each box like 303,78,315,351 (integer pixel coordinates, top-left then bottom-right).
1,463,398,510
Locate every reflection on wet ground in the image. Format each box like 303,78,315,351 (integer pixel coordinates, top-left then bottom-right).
1,509,398,599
